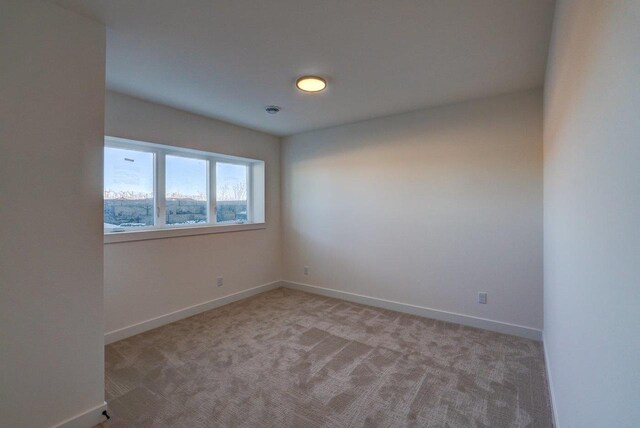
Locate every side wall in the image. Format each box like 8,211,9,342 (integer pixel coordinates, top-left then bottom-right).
0,1,106,427
103,92,282,337
543,0,640,426
282,90,544,335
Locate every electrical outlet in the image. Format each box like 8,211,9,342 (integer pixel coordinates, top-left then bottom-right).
304,266,309,276
478,292,487,304
217,276,224,287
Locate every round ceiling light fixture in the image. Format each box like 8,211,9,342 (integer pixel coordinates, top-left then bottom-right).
296,76,327,93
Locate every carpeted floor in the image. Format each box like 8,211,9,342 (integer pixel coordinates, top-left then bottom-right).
98,288,553,427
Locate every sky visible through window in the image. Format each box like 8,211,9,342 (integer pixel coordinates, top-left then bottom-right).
104,148,248,200
104,147,153,198
166,155,207,200
217,163,247,202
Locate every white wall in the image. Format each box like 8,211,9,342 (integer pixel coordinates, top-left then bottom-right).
104,92,281,336
0,1,106,427
282,90,544,332
543,1,640,426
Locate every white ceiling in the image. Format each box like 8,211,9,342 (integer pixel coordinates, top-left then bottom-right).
54,0,555,136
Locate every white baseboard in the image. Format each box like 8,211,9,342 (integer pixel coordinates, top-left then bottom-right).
104,281,282,344
542,333,560,427
104,279,542,343
51,402,107,428
282,281,542,341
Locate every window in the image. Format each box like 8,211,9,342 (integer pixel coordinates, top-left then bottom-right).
166,155,208,226
216,162,248,224
104,147,155,230
104,137,265,235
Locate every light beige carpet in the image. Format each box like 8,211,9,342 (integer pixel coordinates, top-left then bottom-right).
98,288,552,427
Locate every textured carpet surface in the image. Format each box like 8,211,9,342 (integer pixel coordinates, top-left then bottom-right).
98,288,552,427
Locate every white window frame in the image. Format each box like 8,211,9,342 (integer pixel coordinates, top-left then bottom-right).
104,136,265,244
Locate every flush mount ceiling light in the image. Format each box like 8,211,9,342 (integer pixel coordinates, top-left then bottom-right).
296,76,327,93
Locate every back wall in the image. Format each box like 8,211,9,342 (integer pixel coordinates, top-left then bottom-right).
282,90,543,335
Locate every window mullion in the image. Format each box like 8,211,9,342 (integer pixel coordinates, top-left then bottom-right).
156,151,166,228
210,159,217,224
246,163,253,223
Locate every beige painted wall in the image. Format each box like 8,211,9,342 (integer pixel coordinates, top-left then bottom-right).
0,1,106,426
543,0,640,426
282,90,543,330
104,92,281,335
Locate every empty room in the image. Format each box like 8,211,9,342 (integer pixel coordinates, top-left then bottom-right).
2,0,639,427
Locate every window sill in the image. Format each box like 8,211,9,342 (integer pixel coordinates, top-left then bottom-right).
104,222,266,244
